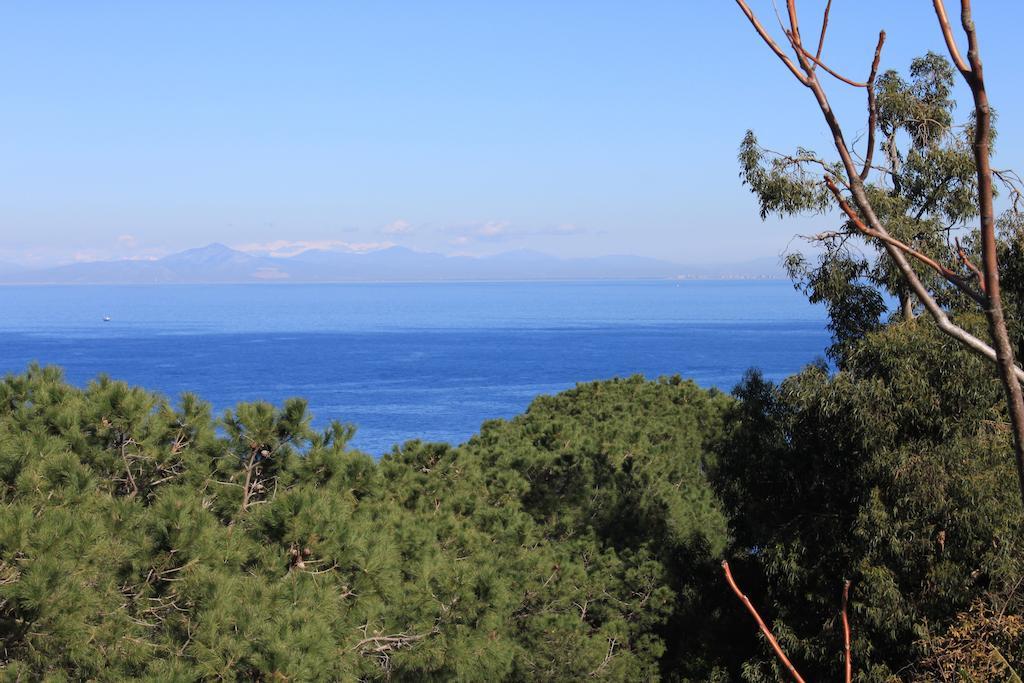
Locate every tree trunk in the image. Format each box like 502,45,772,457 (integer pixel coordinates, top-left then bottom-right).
967,60,1024,507
735,0,1024,508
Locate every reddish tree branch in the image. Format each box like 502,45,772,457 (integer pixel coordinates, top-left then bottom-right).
797,47,868,87
932,0,971,75
786,0,802,45
841,580,852,683
735,0,809,85
955,237,986,294
814,0,832,62
824,176,987,305
722,561,807,683
860,31,886,180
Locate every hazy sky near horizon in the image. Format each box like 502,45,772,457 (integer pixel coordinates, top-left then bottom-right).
4,1,1024,267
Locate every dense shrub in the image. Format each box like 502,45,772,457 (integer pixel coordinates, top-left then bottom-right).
0,368,728,681
714,318,1024,681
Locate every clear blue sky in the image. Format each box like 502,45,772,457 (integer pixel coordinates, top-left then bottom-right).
3,1,1024,266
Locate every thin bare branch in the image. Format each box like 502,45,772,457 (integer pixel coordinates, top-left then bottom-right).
860,31,886,180
797,47,868,87
785,0,802,46
722,561,807,683
994,169,1024,213
814,0,832,62
955,238,986,294
352,627,438,655
801,229,847,241
588,638,619,678
756,143,844,182
841,580,852,683
120,441,139,497
735,0,810,85
795,65,1018,374
932,0,971,74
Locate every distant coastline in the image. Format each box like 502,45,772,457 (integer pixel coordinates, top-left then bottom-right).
0,243,786,285
0,275,790,286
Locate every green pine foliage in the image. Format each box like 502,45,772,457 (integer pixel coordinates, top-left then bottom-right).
0,368,730,681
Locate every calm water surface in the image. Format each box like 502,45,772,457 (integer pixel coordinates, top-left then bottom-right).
0,281,829,453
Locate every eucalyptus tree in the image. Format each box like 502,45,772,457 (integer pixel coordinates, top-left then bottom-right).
714,326,1024,680
735,0,1024,509
728,1,1024,678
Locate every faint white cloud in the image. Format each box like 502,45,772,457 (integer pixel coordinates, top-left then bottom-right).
343,241,395,253
73,250,106,262
69,245,166,262
62,233,165,263
447,220,512,245
552,223,582,234
233,239,394,257
445,220,586,246
382,219,414,235
477,221,508,237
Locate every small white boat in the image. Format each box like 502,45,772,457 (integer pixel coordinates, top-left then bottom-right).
103,316,112,322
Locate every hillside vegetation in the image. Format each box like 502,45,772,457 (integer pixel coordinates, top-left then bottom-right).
0,369,732,680
2,309,1023,681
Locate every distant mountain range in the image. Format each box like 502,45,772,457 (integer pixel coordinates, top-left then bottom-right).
0,244,785,284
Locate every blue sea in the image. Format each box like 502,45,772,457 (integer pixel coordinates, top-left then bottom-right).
0,281,829,453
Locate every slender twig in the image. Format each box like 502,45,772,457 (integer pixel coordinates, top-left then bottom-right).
814,0,832,62
736,0,809,85
120,439,139,497
722,561,807,683
798,47,868,87
955,237,986,294
589,638,618,678
994,169,1024,213
841,580,852,683
756,144,844,182
860,31,886,180
352,628,437,654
